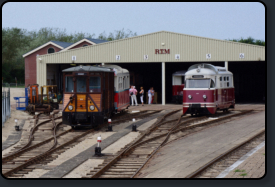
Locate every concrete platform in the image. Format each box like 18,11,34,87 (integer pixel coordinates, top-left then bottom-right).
136,111,265,178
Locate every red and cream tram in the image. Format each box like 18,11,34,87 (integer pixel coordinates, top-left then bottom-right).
183,64,235,116
172,70,186,104
102,64,130,112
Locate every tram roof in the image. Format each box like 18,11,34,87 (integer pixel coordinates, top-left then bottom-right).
101,64,129,74
62,65,113,72
172,70,186,76
187,63,232,75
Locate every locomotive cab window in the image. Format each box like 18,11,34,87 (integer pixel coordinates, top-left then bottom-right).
89,77,101,92
186,79,213,88
76,76,87,93
65,76,74,92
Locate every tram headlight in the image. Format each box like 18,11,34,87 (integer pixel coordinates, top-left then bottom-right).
68,105,73,111
90,105,95,111
203,95,207,99
188,95,192,99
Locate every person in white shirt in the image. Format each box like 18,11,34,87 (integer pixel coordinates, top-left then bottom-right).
148,87,152,104
139,87,144,106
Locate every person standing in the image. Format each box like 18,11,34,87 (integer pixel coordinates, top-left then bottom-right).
129,85,132,105
148,87,152,104
139,87,144,106
151,87,155,104
130,86,138,106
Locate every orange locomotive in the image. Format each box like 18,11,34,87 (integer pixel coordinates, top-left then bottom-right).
62,65,130,128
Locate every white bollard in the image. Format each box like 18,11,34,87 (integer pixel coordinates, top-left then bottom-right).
132,118,137,131
95,135,102,156
15,119,19,131
107,119,112,131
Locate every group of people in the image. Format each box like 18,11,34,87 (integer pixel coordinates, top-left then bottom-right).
129,86,155,106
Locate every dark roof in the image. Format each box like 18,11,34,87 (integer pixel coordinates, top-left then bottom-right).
85,38,109,44
22,40,73,57
62,65,113,72
51,41,74,48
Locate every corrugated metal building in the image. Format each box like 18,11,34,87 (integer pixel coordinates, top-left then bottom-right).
34,31,265,104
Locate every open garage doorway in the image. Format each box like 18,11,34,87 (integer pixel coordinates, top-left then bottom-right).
110,63,162,104
166,61,265,104
46,64,72,94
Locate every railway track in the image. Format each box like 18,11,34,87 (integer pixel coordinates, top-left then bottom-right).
2,109,161,178
186,129,265,178
84,109,256,178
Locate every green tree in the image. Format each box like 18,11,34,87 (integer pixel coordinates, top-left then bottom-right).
226,37,265,46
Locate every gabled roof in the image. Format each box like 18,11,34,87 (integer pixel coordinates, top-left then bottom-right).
61,38,109,51
22,41,73,58
51,41,74,48
85,38,109,44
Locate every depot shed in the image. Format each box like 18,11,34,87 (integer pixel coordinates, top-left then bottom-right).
35,31,265,104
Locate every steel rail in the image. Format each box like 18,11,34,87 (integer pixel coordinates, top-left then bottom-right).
2,116,63,162
171,110,254,135
3,124,95,177
186,129,265,178
131,110,255,178
111,110,162,124
90,110,180,178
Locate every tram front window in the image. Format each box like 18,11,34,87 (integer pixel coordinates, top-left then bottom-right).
76,77,87,92
65,76,74,92
186,79,213,88
89,77,101,92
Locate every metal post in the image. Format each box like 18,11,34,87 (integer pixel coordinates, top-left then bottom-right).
2,92,4,127
162,62,166,105
7,87,10,118
225,61,228,70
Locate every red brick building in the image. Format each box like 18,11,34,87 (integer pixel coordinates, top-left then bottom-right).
23,38,108,87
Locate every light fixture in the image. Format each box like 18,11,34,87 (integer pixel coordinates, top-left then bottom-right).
90,105,95,111
203,95,207,99
161,43,165,46
68,105,73,110
188,95,192,99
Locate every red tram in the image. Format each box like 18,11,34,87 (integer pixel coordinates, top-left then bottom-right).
183,64,235,116
172,70,186,104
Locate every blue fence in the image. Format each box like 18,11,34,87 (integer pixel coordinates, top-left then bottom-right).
2,84,11,127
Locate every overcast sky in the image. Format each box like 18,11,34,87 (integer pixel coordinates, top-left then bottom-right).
2,2,265,41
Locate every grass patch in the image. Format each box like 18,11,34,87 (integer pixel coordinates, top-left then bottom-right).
240,173,247,176
235,169,246,172
263,153,265,155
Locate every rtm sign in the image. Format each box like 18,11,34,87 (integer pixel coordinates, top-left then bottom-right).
155,49,170,54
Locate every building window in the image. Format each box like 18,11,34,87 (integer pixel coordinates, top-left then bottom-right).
83,44,88,47
224,77,226,81
48,48,55,54
220,77,222,81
